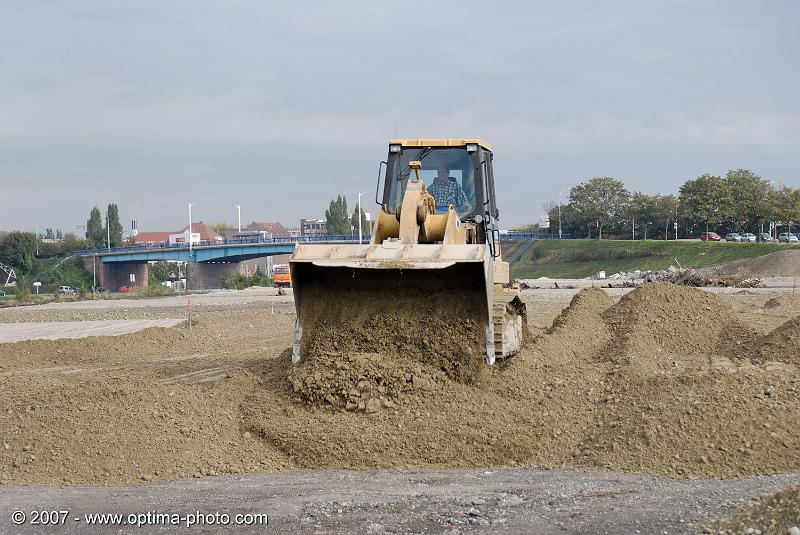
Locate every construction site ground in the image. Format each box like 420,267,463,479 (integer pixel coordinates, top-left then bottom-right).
1,285,799,533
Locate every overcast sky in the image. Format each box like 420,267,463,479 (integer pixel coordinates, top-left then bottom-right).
1,0,798,234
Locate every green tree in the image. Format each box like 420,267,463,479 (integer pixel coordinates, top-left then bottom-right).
106,203,123,247
653,194,678,240
624,192,657,239
568,177,630,239
724,169,772,232
770,186,800,234
678,174,734,235
209,222,230,238
325,195,350,235
0,232,36,271
86,207,105,248
351,204,369,238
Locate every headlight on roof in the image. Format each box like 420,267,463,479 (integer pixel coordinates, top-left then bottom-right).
389,144,401,153
466,143,478,153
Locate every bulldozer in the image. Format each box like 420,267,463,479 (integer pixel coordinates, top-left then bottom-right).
289,138,525,367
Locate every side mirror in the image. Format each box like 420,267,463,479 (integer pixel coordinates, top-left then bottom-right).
375,161,387,205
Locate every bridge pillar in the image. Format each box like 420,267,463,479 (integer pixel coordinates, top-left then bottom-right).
85,260,148,291
187,261,244,290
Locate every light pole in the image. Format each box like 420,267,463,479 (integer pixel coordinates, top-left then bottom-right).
675,199,679,241
357,192,364,244
188,202,193,292
188,203,193,256
106,207,111,253
234,204,241,233
557,187,569,239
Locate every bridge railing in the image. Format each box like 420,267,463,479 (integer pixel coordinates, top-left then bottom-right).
73,231,571,256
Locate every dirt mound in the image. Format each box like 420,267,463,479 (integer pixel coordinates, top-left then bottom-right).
740,315,800,365
764,294,800,314
706,485,800,535
549,287,614,332
717,249,800,277
601,283,755,375
289,351,448,411
2,287,799,487
290,284,487,409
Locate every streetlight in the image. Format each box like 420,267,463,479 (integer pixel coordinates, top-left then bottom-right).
357,192,365,244
187,202,193,292
557,187,569,239
188,203,193,257
106,206,111,253
233,204,241,233
675,199,679,241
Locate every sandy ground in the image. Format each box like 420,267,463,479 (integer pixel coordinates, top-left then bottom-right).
0,319,184,343
1,285,799,533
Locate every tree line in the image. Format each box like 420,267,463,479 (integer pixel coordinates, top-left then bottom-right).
85,204,124,249
547,169,800,239
325,195,369,236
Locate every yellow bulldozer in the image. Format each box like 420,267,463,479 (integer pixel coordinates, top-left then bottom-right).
290,138,525,366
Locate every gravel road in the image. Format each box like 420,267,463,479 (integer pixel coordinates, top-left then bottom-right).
1,468,798,534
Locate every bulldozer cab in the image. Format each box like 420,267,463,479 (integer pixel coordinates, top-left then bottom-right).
380,139,499,232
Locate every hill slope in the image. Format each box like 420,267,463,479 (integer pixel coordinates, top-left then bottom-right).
509,240,800,279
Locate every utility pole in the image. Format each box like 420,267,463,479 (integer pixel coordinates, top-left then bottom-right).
675,200,679,241
357,192,364,244
234,204,241,233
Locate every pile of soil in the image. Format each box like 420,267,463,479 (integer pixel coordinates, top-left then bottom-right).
740,315,800,365
2,284,799,486
705,485,800,535
601,284,757,376
289,284,487,409
764,294,800,316
717,249,800,277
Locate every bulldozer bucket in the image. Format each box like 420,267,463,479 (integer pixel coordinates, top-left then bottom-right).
289,241,497,366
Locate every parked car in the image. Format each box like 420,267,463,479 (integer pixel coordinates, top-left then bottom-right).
0,289,6,296
725,233,742,242
739,233,757,242
700,232,722,241
57,285,77,295
758,233,773,242
778,232,799,243
92,286,107,293
118,285,130,293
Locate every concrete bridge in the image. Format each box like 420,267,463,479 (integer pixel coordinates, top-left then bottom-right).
75,232,567,290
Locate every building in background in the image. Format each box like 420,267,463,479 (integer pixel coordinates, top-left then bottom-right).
300,218,326,237
245,221,290,238
132,222,222,246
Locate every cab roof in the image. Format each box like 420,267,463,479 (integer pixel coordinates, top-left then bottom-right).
388,138,492,151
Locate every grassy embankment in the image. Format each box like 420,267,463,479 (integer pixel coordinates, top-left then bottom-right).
508,240,800,279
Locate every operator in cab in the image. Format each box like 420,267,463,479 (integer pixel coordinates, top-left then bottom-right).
427,166,472,213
